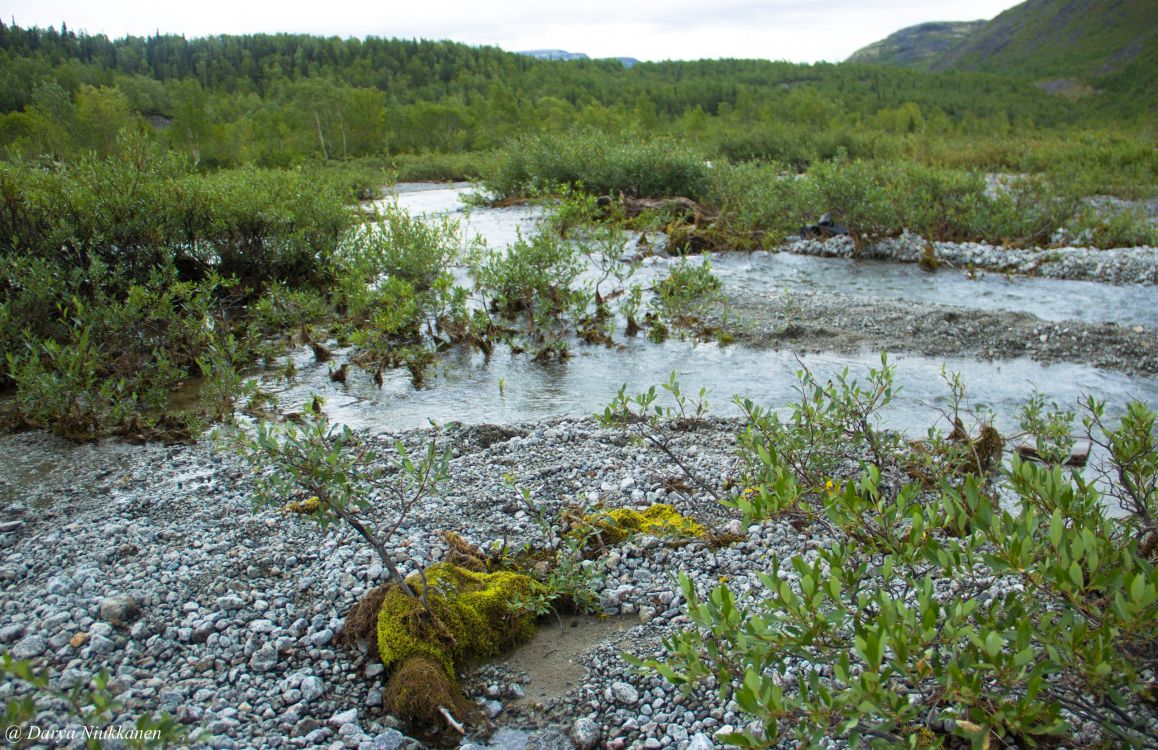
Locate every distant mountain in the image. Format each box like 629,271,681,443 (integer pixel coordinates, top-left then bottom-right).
516,49,639,67
847,21,986,70
517,49,590,62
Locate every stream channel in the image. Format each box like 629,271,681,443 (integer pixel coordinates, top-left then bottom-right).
2,184,1156,509
1,183,1157,750
271,183,1158,437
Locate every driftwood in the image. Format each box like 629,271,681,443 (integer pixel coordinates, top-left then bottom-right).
598,194,717,224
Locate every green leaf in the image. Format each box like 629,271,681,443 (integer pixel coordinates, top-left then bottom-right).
1067,561,1084,589
1130,573,1146,604
1049,509,1063,549
983,631,1003,659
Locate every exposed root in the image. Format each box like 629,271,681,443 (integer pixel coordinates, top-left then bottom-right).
342,584,390,662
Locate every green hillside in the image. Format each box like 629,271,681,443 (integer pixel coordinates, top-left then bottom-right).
847,21,986,70
935,0,1157,110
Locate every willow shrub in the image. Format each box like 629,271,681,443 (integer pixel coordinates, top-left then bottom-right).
637,365,1158,748
0,137,350,435
482,130,712,201
0,138,349,291
706,158,1126,248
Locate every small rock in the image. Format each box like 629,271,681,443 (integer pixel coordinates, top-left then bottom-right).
300,675,324,703
0,624,26,643
10,634,47,660
309,628,334,646
216,595,245,611
292,718,320,737
88,633,115,654
191,622,215,644
372,729,406,750
329,708,358,727
687,732,714,749
610,681,638,705
249,643,278,672
483,699,503,719
0,520,24,533
570,717,600,750
99,594,141,627
47,575,76,596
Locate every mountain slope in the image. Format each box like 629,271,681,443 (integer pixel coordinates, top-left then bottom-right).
933,0,1156,82
846,21,986,69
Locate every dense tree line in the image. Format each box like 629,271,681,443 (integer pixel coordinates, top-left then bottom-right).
1,21,1132,168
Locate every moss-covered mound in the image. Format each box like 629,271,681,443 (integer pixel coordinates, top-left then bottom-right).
376,562,539,677
382,655,473,731
588,503,706,545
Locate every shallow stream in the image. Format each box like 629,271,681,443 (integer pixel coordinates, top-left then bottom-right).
293,184,1158,435
3,185,1156,508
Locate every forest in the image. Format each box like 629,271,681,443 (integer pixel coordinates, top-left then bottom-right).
0,21,1149,170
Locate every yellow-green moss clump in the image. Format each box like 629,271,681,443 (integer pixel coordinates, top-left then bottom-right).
375,562,539,677
286,495,322,514
590,503,706,545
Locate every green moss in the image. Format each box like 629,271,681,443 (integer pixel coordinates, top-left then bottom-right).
375,562,539,678
583,503,707,545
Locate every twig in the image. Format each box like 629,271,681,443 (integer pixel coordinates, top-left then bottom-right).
438,706,465,734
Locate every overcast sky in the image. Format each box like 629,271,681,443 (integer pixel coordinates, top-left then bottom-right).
5,0,1021,64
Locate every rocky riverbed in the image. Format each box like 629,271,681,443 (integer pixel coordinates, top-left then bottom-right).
786,232,1158,286
0,417,767,750
693,236,1158,375
713,286,1158,374
4,404,1156,749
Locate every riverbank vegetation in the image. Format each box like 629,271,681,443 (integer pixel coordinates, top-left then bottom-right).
0,20,1154,435
480,130,1157,251
0,137,719,438
606,364,1158,749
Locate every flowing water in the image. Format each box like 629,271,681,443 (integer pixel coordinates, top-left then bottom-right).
3,185,1156,506
286,184,1158,436
381,183,1158,328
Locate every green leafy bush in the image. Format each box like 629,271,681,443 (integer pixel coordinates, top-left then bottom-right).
483,130,712,201
635,365,1158,749
470,227,583,320
237,409,450,595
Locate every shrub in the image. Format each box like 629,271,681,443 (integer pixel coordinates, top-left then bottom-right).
482,130,712,201
238,409,450,593
635,365,1158,749
469,227,583,320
